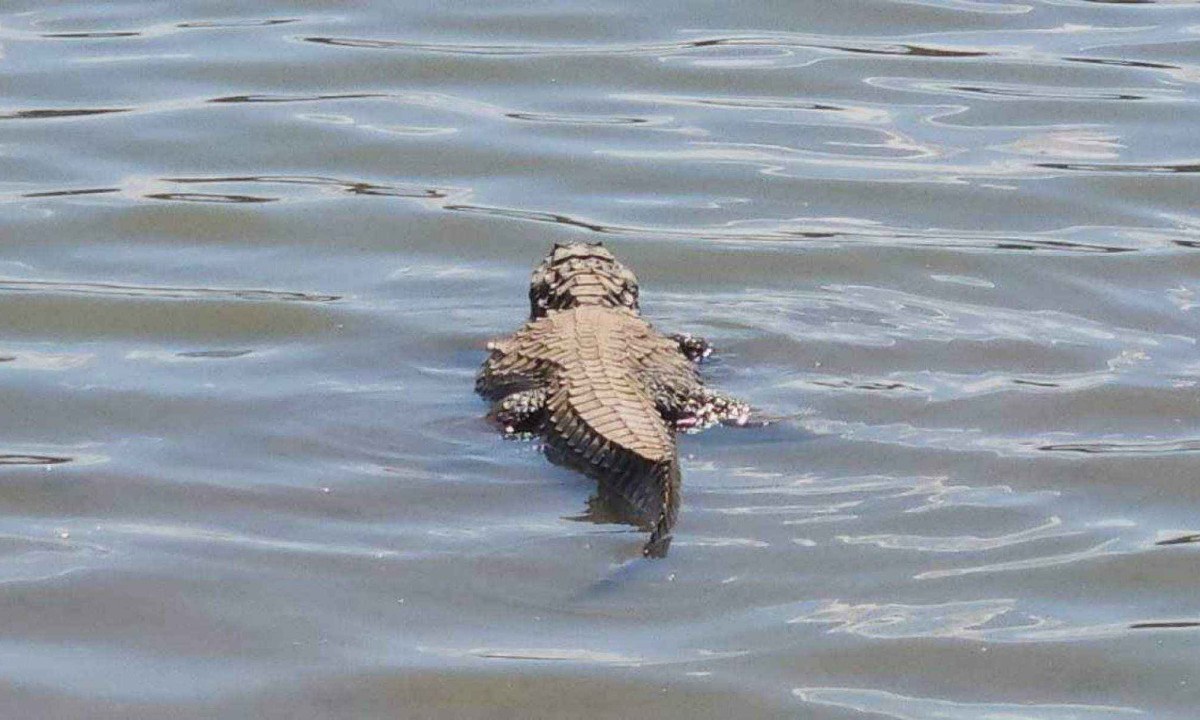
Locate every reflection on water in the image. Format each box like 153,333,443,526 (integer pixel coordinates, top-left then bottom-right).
1,0,1199,718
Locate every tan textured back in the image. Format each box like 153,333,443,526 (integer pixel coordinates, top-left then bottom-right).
542,307,674,463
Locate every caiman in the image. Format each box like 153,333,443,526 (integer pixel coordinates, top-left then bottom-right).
475,242,749,557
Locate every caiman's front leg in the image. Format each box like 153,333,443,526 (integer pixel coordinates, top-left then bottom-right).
674,387,750,431
650,373,750,432
475,335,545,400
490,387,548,435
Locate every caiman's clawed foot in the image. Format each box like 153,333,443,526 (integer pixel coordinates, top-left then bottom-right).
675,388,751,432
670,333,713,362
491,387,547,435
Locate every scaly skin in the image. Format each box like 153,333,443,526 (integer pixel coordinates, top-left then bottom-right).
476,242,749,557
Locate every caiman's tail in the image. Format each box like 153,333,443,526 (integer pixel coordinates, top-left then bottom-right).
580,450,679,558
641,457,680,558
544,383,681,558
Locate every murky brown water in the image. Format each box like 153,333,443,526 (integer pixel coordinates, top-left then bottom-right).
2,1,1199,717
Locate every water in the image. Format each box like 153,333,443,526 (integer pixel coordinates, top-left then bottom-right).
2,1,1198,717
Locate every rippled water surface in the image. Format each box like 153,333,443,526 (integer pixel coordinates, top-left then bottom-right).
3,1,1199,717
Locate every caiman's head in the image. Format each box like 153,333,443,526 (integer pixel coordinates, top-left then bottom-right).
529,242,640,319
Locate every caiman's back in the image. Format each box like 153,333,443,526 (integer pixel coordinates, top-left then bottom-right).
542,306,674,466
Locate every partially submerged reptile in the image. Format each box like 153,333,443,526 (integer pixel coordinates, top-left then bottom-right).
476,242,749,557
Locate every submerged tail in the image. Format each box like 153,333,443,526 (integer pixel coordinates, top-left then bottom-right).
641,457,680,558
544,379,681,557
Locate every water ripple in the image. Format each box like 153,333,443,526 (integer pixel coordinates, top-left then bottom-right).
1037,438,1200,455
794,366,1159,402
207,92,387,104
1037,160,1200,174
5,17,302,41
869,67,1191,102
786,598,1175,644
840,517,1077,553
301,33,994,60
8,175,466,206
916,538,1122,579
0,454,72,466
144,192,276,204
614,92,893,123
0,278,339,303
802,416,1200,460
0,108,130,120
792,687,1145,719
464,647,641,664
1128,621,1200,630
99,522,406,560
175,349,253,359
0,532,110,584
694,285,1184,347
40,31,141,39
177,18,299,29
1155,533,1200,546
789,598,1016,639
441,205,1152,253
21,188,121,199
504,111,653,126
9,180,1193,255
